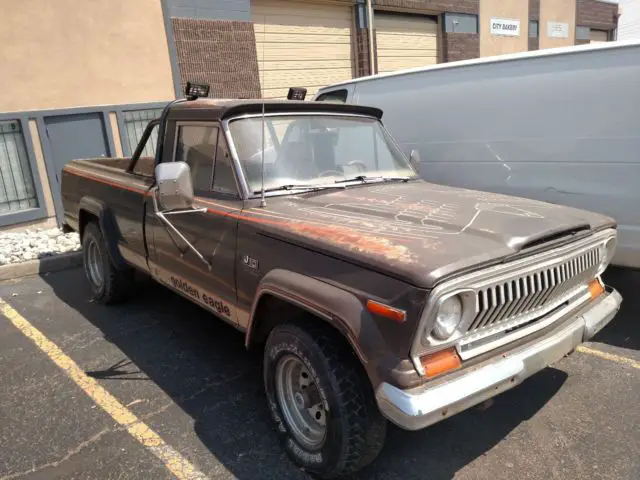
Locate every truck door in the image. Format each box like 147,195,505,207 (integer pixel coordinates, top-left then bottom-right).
147,122,241,326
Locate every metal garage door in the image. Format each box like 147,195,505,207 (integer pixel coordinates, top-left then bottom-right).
375,13,438,74
590,30,608,43
253,0,354,99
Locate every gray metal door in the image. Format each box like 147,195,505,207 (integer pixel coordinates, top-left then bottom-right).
44,113,110,217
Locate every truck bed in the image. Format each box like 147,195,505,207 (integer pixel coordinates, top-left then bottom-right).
85,156,156,177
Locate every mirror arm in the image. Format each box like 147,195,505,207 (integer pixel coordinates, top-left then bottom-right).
152,192,212,271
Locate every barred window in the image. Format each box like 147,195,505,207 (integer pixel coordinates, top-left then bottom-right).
122,109,163,157
0,120,38,214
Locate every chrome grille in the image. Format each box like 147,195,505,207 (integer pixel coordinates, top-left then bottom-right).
468,246,601,333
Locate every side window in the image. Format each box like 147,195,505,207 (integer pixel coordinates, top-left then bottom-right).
315,89,348,103
212,131,239,197
175,125,218,196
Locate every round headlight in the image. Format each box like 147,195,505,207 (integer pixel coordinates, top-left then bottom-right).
432,295,463,340
597,236,617,275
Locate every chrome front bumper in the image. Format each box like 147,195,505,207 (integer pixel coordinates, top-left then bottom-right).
376,289,622,431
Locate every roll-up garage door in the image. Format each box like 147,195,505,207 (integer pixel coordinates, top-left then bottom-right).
375,13,438,74
590,29,608,43
253,0,354,99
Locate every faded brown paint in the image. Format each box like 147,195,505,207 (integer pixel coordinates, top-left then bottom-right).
540,0,577,49
60,99,617,397
480,0,529,57
0,0,174,112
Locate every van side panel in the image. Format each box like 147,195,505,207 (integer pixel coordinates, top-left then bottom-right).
349,46,640,268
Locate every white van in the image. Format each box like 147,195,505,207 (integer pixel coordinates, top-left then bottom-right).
314,40,640,269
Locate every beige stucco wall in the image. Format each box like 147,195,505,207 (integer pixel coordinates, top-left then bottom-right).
480,0,529,57
0,0,174,113
540,0,577,49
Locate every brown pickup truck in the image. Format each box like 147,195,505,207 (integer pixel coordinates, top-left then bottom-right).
61,92,622,478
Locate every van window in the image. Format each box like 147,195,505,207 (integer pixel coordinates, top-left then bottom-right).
315,90,348,103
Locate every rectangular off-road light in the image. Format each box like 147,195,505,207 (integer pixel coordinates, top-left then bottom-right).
185,82,210,99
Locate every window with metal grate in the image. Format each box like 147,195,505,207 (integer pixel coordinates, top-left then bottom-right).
122,109,163,157
0,120,38,214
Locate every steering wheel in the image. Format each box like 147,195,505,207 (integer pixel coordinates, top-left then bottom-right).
347,160,368,173
318,170,343,178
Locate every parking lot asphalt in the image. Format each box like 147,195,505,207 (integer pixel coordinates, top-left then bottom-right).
0,267,638,480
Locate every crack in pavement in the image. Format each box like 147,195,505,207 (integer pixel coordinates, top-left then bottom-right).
0,428,112,480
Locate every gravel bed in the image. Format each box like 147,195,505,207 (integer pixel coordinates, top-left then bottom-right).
0,228,80,266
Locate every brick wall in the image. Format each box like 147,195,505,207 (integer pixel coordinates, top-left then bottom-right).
354,28,377,77
171,18,261,99
442,32,480,62
375,0,478,15
529,0,540,20
576,0,618,29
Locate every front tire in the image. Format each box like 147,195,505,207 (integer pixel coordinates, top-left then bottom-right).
82,222,134,304
264,323,387,478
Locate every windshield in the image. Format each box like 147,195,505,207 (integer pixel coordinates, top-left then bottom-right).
228,115,417,194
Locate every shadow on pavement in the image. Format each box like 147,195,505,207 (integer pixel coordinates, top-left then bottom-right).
598,267,640,351
42,268,567,479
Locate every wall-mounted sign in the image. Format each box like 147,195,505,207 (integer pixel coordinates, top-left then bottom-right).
490,18,521,37
547,21,569,38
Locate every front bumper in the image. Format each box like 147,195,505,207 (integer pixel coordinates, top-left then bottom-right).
376,288,622,431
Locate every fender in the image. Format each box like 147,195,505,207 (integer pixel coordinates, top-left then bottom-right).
78,197,129,271
246,269,394,388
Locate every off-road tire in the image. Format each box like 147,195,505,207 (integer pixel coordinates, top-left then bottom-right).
82,222,134,304
264,323,387,478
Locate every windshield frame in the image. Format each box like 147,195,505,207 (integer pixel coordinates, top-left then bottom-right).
221,111,417,199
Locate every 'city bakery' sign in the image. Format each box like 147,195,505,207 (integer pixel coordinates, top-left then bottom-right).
490,18,521,37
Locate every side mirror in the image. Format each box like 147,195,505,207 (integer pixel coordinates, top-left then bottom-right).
409,149,421,173
155,162,194,211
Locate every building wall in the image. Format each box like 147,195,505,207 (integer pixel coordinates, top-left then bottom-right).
539,0,577,49
375,0,479,15
443,32,481,61
171,18,261,98
164,0,251,21
480,0,529,57
577,0,619,31
0,0,175,113
165,0,260,98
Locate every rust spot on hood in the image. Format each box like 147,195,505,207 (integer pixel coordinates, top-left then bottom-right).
287,222,416,264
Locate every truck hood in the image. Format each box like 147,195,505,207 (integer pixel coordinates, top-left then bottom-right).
250,181,614,288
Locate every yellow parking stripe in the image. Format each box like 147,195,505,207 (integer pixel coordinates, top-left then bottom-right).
576,345,640,370
0,299,210,480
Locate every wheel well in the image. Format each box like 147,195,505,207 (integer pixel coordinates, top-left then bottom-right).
78,210,99,241
249,294,350,350
252,294,376,393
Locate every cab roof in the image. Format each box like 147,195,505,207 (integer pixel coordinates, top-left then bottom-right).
167,98,383,121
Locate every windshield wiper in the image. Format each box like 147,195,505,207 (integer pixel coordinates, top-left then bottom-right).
254,183,346,194
334,175,413,184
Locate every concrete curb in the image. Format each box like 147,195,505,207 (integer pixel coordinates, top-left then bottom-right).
0,251,82,282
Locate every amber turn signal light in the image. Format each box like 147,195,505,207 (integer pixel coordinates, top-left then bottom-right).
588,278,605,299
420,348,462,378
366,300,406,323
